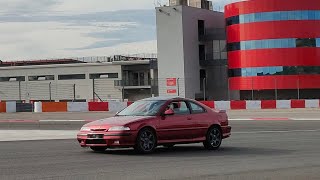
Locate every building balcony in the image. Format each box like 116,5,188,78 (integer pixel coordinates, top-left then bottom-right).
199,53,228,66
114,79,154,89
199,28,226,41
199,59,228,66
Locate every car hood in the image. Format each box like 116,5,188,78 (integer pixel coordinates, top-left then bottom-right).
84,116,153,129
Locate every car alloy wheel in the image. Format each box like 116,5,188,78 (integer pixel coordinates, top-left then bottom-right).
135,128,157,153
204,126,222,150
209,128,221,147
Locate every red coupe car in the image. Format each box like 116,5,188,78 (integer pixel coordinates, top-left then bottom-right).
77,97,231,153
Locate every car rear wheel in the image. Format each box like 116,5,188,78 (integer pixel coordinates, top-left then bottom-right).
203,126,222,150
134,128,157,154
90,147,107,152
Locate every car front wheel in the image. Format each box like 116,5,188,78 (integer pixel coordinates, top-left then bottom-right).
203,126,222,150
135,128,157,154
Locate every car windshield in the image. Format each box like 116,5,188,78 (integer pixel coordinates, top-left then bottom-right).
117,100,166,116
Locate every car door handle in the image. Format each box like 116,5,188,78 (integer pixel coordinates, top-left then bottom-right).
187,117,192,120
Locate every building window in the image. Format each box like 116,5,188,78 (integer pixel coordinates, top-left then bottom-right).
200,69,206,91
226,10,320,26
227,42,240,51
226,16,239,26
296,38,316,47
316,38,320,47
89,73,118,79
227,38,319,51
229,66,320,77
198,20,205,39
199,45,206,61
28,75,54,81
58,74,85,80
0,76,25,82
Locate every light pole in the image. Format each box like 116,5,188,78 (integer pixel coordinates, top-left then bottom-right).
203,78,206,101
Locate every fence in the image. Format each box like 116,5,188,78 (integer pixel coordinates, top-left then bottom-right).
229,77,320,100
1,77,320,102
1,99,319,113
3,54,158,64
0,78,158,103
92,79,123,102
0,81,88,102
157,77,320,101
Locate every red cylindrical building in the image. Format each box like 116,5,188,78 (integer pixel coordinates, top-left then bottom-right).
225,0,320,100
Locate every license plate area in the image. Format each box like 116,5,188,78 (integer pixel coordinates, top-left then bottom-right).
87,134,104,139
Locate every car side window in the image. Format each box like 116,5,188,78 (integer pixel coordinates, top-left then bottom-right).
189,102,206,114
167,101,190,115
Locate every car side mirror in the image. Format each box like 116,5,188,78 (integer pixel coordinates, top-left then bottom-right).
164,109,174,116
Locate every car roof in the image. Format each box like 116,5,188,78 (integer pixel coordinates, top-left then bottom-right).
140,96,193,101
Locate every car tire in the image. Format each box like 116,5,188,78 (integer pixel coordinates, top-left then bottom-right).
134,128,157,154
203,126,222,150
90,147,107,152
163,144,175,148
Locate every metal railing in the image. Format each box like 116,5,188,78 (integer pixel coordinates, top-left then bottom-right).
1,53,158,65
1,77,319,102
199,52,228,61
114,79,153,87
0,81,79,102
199,28,226,41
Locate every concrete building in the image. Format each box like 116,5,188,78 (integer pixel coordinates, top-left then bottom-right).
0,56,158,102
169,0,213,10
226,0,320,100
156,2,228,100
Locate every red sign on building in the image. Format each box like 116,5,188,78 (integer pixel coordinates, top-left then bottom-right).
167,89,177,94
166,78,177,86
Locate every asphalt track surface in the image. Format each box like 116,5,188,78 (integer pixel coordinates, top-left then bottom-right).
1,109,320,120
1,118,320,179
1,109,320,130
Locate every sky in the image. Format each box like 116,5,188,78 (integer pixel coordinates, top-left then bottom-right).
0,0,241,61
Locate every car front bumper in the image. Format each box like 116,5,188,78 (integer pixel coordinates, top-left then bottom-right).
77,131,137,147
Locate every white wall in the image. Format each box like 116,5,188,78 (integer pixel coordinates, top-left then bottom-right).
157,6,186,98
0,63,122,102
157,5,226,99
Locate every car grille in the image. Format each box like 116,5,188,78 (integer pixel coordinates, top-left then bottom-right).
85,139,106,144
90,129,106,131
87,134,104,139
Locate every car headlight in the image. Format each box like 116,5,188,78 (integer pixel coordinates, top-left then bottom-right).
80,127,91,131
108,126,131,131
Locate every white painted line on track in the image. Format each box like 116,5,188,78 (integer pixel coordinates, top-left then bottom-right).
0,130,78,142
233,129,320,134
230,118,320,121
39,120,88,122
229,119,253,121
1,129,319,142
291,118,320,121
1,119,320,123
